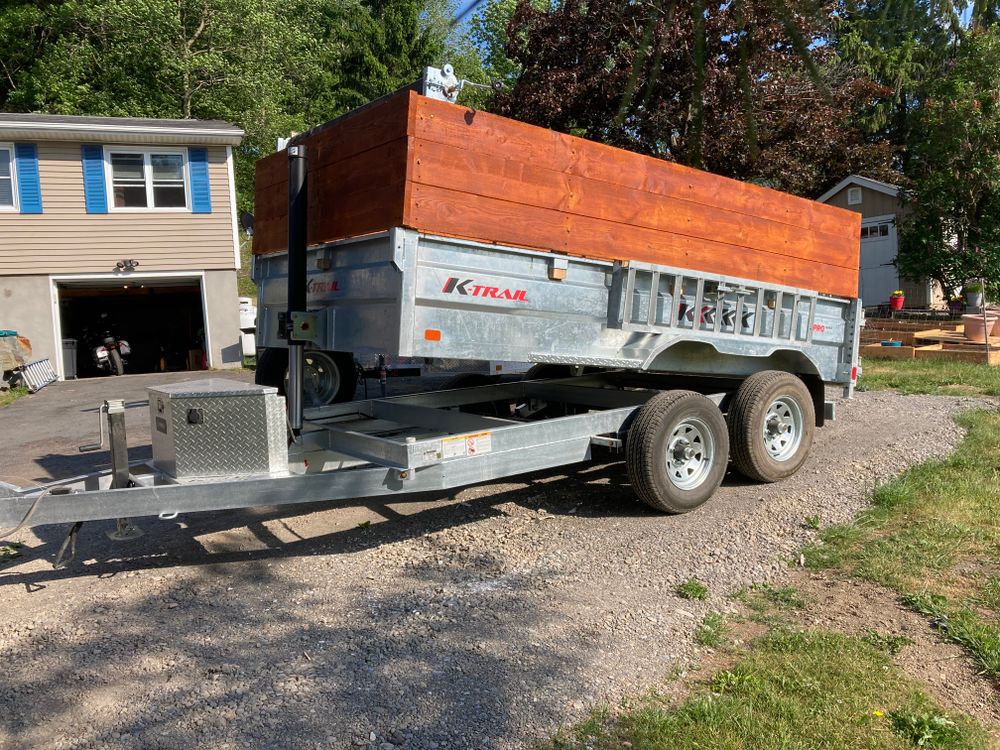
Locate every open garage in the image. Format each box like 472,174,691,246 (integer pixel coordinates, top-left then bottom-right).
56,277,206,378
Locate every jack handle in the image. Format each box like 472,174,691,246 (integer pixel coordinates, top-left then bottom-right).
79,402,108,453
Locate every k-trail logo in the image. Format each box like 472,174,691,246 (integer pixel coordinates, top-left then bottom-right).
442,277,528,302
307,278,339,295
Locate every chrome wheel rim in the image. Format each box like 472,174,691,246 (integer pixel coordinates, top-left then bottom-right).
665,417,714,490
763,396,803,461
284,351,341,407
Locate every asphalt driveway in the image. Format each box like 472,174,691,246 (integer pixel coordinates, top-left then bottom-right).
0,370,255,485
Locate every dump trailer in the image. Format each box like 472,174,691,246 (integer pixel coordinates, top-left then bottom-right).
0,67,862,564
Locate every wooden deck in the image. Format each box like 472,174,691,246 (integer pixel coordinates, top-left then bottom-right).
254,89,862,299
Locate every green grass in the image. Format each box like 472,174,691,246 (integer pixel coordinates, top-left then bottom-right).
676,579,709,601
0,385,28,409
544,630,985,750
0,542,22,564
695,613,728,647
804,409,1000,681
733,583,805,625
857,358,1000,396
863,630,914,656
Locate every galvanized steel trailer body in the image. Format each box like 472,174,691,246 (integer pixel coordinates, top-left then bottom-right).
255,228,862,393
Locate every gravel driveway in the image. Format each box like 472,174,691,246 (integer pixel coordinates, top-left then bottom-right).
0,381,989,750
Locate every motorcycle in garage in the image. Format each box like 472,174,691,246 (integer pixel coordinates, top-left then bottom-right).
83,323,130,376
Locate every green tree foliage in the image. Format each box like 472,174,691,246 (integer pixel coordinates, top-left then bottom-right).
0,0,456,211
896,28,1000,298
467,0,522,87
833,0,943,160
493,0,894,197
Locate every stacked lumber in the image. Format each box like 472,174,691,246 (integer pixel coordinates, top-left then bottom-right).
254,89,862,299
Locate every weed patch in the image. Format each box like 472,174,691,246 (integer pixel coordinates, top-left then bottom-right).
694,613,727,647
0,385,28,409
676,579,708,601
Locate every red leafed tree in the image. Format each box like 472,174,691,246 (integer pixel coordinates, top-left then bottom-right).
494,0,895,197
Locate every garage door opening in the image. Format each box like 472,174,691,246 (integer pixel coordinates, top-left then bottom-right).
58,278,206,378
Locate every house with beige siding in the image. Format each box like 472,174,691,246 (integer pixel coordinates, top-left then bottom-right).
817,174,943,309
0,113,245,378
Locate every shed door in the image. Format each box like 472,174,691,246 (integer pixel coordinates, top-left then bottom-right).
858,218,898,306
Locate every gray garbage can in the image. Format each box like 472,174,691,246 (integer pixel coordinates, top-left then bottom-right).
62,338,78,379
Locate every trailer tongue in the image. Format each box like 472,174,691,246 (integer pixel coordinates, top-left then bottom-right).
0,68,862,567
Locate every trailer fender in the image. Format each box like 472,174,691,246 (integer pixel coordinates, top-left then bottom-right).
643,340,822,379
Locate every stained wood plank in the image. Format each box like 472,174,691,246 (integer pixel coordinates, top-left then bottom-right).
411,138,858,270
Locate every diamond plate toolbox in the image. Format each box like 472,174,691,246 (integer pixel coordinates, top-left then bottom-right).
149,379,288,479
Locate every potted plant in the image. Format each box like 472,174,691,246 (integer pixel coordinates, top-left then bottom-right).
948,295,964,315
889,289,905,311
965,281,984,310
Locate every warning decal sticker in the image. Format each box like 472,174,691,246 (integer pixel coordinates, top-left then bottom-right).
440,432,493,459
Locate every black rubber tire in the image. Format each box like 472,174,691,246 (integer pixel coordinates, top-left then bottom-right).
625,390,729,513
254,347,288,390
727,371,815,483
255,347,356,405
109,349,124,376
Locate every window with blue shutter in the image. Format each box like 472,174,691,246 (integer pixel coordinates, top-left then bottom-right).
188,147,211,213
81,144,108,214
14,143,42,214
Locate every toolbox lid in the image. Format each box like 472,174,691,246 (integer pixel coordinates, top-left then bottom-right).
148,378,278,399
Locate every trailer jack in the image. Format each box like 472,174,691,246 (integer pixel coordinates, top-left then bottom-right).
53,399,142,568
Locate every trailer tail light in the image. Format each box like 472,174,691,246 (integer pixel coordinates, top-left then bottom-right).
851,366,858,381
424,329,441,341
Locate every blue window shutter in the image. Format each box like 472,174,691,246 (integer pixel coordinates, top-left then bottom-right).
14,143,42,214
81,145,108,214
188,148,211,213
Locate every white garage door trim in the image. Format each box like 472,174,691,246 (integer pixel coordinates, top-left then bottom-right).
49,270,213,380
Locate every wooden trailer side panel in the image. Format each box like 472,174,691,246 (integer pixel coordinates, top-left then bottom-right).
252,91,414,255
253,89,861,299
404,94,861,298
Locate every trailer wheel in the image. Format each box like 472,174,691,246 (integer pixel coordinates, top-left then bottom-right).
626,391,729,513
727,371,815,483
255,348,356,406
